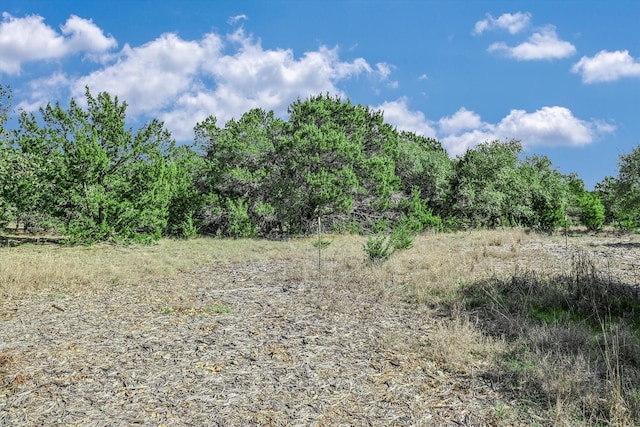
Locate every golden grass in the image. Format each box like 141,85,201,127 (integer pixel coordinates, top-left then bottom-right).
0,237,314,298
0,227,557,308
422,305,507,376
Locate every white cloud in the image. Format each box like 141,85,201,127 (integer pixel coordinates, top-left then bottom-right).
0,13,116,75
370,100,611,158
72,32,214,116
376,63,392,80
375,98,437,138
488,26,576,60
16,72,71,112
438,108,482,135
473,12,531,35
227,14,248,25
61,15,117,54
439,106,615,156
497,106,594,145
572,50,640,83
68,27,389,140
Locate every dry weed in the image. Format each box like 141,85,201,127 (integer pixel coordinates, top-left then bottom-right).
423,305,507,376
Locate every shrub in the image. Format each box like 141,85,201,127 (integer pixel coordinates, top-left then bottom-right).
363,233,394,264
390,222,414,250
226,198,256,238
405,187,443,232
578,193,605,231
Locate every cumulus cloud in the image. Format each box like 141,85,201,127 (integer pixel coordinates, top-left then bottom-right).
61,15,117,54
572,50,640,83
473,12,531,35
438,108,482,135
72,32,215,116
497,107,594,144
0,13,116,74
488,26,576,60
438,106,614,156
65,27,390,140
363,99,613,158
375,98,437,138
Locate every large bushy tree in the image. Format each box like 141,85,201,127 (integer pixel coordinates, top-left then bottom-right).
447,140,572,230
14,89,177,243
196,95,401,236
449,140,526,227
275,94,399,233
195,108,284,237
519,155,568,230
395,131,453,213
603,145,640,229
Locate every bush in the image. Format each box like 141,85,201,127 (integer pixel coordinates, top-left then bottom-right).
614,213,638,231
226,198,256,238
390,221,415,250
405,187,442,232
363,234,394,264
578,193,605,231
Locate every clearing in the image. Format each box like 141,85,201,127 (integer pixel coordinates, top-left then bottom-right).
1,229,639,426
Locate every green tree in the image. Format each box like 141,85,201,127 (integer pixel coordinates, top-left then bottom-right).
562,173,605,231
164,144,205,238
594,176,617,225
578,192,605,231
519,155,568,230
606,145,640,229
394,131,453,214
398,187,443,232
1,88,61,232
195,108,284,236
17,88,176,243
274,94,399,234
449,140,528,227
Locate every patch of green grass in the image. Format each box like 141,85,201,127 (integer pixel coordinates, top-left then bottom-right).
529,305,586,326
208,303,232,314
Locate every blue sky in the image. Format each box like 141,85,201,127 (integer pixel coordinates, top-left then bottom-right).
1,1,639,189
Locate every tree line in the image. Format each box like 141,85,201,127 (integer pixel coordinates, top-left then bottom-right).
0,85,637,244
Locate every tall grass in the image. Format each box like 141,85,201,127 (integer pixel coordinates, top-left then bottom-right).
461,250,640,425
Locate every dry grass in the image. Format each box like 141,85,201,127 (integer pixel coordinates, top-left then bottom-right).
1,228,639,425
0,237,311,299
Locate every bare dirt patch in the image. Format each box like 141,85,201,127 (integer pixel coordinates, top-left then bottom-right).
1,230,639,426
